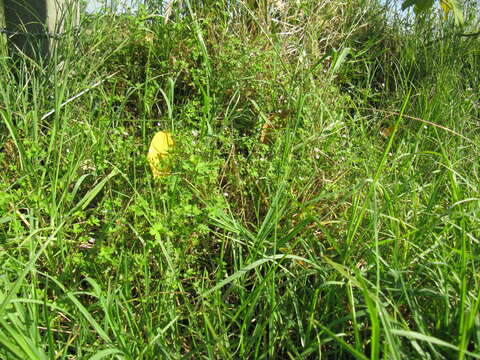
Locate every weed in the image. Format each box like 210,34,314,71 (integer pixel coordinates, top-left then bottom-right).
1,0,479,358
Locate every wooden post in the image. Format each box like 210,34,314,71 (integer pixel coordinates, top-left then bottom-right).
0,0,79,58
0,0,7,56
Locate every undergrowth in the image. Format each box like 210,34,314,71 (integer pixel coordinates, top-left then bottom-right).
0,0,479,359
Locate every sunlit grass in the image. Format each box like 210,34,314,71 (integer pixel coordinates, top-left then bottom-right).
0,0,479,358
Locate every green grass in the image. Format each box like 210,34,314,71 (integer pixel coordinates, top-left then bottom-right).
1,0,480,358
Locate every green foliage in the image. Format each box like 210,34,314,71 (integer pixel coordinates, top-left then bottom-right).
1,0,480,358
402,0,464,25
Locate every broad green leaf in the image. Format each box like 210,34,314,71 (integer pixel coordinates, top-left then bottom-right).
402,0,464,25
449,0,464,25
414,0,435,14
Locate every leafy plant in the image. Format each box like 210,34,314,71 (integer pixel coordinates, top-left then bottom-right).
1,0,480,358
402,0,464,25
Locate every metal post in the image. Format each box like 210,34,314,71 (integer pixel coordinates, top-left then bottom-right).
0,0,79,58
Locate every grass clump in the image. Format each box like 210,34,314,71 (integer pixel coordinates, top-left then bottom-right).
1,0,480,358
